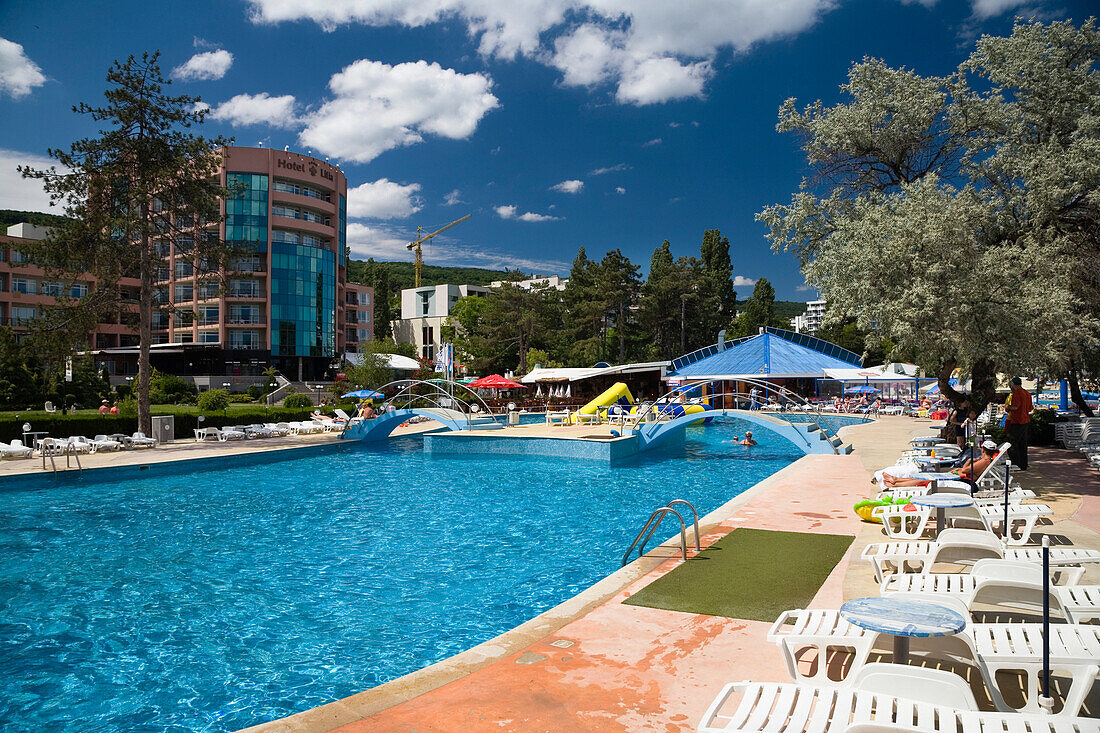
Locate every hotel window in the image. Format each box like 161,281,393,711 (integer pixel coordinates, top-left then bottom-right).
229,330,260,349
155,266,170,281
11,306,37,325
177,333,194,343
175,237,194,254
153,287,168,304
422,325,434,345
41,282,63,297
229,304,260,324
175,261,194,278
10,250,24,264
359,292,371,306
151,312,169,330
174,310,195,327
197,282,219,300
229,279,260,297
70,283,88,298
12,278,33,294
174,283,194,302
360,310,371,323
154,241,171,257
273,179,331,202
198,330,219,343
198,306,219,326
231,256,262,272
225,172,269,250
357,328,371,341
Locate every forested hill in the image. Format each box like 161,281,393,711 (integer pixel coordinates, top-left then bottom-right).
346,259,525,290
0,209,72,231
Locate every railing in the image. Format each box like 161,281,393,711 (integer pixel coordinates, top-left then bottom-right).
373,379,499,431
227,316,263,325
39,439,83,473
622,499,701,566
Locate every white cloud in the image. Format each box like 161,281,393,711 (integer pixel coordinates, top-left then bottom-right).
347,178,423,219
642,137,662,147
246,0,839,105
346,220,567,271
615,57,712,105
669,121,681,128
550,179,584,194
796,283,815,292
443,188,465,206
733,275,757,287
615,186,626,194
0,37,46,99
969,0,1028,18
172,49,234,81
590,163,631,175
210,93,299,128
495,204,559,222
298,59,498,163
0,149,59,212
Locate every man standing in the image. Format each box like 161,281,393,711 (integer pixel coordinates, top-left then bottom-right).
1005,376,1033,470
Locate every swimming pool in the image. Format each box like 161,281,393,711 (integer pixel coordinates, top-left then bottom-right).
1,417,801,731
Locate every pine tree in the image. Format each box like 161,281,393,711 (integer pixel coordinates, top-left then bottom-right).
696,229,737,345
20,52,229,433
597,249,642,363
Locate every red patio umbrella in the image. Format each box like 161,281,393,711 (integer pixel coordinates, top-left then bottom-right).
467,374,527,389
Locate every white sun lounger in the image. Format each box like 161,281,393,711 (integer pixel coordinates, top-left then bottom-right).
872,501,1052,545
91,434,122,452
881,559,1100,624
0,439,33,459
697,673,1100,732
767,601,1100,715
130,432,156,448
860,529,1100,584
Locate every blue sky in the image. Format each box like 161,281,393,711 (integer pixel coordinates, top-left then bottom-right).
0,0,1094,299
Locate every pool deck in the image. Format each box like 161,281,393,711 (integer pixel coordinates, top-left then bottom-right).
238,415,1100,732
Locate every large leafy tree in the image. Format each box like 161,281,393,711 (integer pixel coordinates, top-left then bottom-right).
20,52,231,433
597,249,643,364
445,284,560,374
758,19,1100,413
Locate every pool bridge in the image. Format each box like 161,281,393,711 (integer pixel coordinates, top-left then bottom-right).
340,407,502,441
338,379,503,442
627,408,850,455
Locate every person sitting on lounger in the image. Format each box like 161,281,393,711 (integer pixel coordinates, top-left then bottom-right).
882,441,997,487
739,431,757,446
359,403,376,420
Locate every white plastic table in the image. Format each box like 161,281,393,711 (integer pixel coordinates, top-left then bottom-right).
840,596,966,665
912,493,974,538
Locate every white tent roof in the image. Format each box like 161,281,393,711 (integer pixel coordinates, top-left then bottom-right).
344,352,420,371
823,364,925,381
522,361,669,384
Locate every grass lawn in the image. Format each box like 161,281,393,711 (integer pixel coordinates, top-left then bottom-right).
0,403,281,420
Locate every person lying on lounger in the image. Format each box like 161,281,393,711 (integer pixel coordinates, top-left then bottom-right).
881,441,997,487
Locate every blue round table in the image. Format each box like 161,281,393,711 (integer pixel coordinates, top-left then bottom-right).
912,493,974,538
840,596,967,665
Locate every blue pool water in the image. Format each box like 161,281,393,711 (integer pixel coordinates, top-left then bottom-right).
1,418,801,731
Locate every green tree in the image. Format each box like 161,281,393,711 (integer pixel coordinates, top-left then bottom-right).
597,249,642,363
20,52,231,434
197,388,230,412
0,328,43,409
342,351,392,392
639,241,691,360
525,347,562,371
757,20,1100,413
729,278,789,338
696,229,738,344
359,258,395,341
561,248,604,366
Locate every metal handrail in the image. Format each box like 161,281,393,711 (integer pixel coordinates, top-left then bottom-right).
667,499,701,551
622,506,689,566
39,439,82,473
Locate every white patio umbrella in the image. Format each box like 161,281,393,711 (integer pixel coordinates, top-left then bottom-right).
565,384,571,398
535,384,542,398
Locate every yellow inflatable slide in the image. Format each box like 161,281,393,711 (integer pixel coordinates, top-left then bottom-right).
569,382,634,423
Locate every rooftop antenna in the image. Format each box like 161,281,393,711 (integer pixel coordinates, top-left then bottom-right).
284,145,289,151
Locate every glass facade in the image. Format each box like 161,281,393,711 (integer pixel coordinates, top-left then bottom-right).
225,173,268,251
270,242,335,358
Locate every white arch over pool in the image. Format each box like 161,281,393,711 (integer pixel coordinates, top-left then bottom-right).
630,409,844,454
340,408,502,442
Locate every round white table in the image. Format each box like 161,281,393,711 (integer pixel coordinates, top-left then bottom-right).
840,596,967,665
912,493,974,538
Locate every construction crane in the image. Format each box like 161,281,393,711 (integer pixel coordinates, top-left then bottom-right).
407,214,472,287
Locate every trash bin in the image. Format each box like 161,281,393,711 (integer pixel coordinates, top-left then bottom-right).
507,411,519,426
151,415,175,444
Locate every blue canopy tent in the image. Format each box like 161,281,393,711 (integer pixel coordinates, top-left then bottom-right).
844,385,880,394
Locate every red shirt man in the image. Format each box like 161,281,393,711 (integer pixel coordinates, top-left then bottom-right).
1004,377,1033,470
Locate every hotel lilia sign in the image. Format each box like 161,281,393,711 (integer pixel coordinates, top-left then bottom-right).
276,157,335,182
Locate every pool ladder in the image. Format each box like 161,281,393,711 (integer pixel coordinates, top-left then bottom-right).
39,439,82,474
621,499,701,567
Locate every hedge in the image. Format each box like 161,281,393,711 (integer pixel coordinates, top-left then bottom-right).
1,407,327,442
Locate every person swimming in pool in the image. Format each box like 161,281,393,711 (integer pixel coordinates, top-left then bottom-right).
739,431,757,446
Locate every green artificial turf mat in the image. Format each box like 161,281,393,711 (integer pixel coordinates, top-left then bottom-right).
621,527,854,622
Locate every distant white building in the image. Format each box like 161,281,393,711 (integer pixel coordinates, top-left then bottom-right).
489,274,568,291
394,284,490,360
796,299,827,334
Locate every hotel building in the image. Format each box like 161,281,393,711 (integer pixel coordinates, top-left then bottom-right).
394,283,489,360
1,146,373,385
